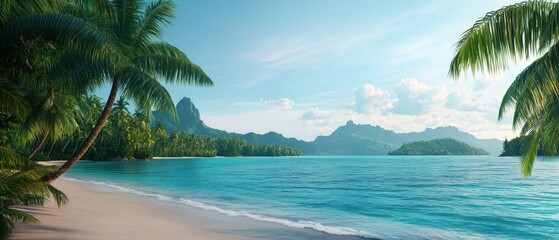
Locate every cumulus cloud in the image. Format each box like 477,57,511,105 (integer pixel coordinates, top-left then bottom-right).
302,107,333,120
301,107,334,127
353,83,394,115
260,98,295,110
446,90,483,112
392,78,447,115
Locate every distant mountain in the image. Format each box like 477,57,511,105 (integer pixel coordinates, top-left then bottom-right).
152,97,227,137
312,121,399,155
310,121,502,155
154,98,503,155
402,126,502,155
388,138,489,155
237,132,315,154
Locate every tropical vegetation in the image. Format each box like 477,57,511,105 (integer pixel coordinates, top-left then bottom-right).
0,0,212,237
500,136,559,156
26,96,301,160
388,138,489,155
0,153,68,239
449,1,559,176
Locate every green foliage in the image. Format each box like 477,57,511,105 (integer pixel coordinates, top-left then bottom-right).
449,1,559,176
0,0,215,236
34,98,301,160
388,138,489,155
500,136,559,156
0,149,68,239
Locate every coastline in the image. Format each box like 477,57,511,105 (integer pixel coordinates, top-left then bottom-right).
10,179,368,240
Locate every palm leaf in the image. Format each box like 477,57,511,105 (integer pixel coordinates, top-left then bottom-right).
499,42,559,127
112,0,142,46
0,13,112,61
449,1,556,78
0,78,29,118
134,42,213,86
519,131,541,176
120,66,177,120
0,207,39,240
133,0,174,49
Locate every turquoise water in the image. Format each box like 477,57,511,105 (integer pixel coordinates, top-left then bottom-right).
66,156,559,239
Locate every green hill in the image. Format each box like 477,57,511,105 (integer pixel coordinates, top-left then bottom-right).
388,138,489,155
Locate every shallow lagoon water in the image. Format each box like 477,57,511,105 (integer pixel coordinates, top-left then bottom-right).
66,156,559,239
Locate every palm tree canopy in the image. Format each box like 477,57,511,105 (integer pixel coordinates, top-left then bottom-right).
449,1,559,176
67,0,213,119
42,0,213,182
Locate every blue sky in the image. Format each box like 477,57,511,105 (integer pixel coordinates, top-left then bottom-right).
106,0,531,141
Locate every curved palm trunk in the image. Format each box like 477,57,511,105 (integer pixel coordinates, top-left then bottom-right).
42,77,120,183
28,132,49,160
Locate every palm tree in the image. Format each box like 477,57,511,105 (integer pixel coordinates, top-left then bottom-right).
0,149,68,239
19,84,83,160
42,0,212,182
449,1,559,176
0,0,115,156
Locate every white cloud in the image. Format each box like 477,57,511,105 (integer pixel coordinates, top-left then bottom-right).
353,83,394,115
301,107,334,127
446,89,494,112
392,78,447,115
301,107,333,120
260,98,295,110
206,78,518,142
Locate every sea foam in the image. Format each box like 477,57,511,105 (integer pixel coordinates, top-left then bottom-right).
62,177,377,239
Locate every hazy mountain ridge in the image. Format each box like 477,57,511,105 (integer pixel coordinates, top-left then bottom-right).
153,98,503,155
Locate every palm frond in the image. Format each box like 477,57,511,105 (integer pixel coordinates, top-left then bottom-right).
498,41,559,128
112,0,143,46
59,57,112,94
74,0,117,20
449,1,556,78
0,0,65,25
133,0,174,49
134,42,213,86
2,208,40,224
0,147,35,170
520,131,540,177
120,66,177,120
1,13,112,61
0,208,39,240
0,164,67,239
539,3,559,48
0,78,29,118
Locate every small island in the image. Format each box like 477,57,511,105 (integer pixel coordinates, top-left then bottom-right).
388,138,489,155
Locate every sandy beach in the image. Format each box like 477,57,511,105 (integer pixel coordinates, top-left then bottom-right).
10,179,366,240
10,179,244,240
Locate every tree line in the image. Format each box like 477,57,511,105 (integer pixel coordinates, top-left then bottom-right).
500,136,558,157
13,96,302,160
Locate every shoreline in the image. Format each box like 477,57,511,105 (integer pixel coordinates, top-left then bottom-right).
10,179,368,240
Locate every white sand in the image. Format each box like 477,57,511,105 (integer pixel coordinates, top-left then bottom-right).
10,179,244,240
10,179,366,240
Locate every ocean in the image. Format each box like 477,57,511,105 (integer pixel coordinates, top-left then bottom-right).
64,156,559,239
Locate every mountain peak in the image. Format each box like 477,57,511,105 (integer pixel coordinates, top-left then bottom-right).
152,97,226,137
175,97,203,129
430,126,459,131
